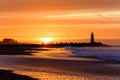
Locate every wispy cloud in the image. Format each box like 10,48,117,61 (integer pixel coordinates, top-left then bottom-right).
0,9,120,26
0,0,120,12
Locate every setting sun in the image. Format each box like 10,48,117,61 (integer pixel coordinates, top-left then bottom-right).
40,38,53,44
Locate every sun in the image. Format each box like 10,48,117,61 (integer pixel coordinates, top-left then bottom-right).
40,37,53,44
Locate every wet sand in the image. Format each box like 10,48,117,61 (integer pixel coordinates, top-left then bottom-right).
8,57,120,76
0,55,120,75
0,56,120,80
0,47,120,80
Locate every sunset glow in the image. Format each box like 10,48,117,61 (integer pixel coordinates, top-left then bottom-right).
0,0,120,45
40,38,53,44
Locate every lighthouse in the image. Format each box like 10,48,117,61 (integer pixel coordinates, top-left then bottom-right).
90,32,95,44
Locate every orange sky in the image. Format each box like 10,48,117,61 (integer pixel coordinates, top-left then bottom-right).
0,0,120,44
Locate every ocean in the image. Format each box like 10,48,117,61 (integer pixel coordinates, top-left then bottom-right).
65,47,120,62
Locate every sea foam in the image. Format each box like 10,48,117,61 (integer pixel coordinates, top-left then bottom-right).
65,47,120,62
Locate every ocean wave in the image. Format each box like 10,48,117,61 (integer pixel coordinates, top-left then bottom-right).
65,47,120,62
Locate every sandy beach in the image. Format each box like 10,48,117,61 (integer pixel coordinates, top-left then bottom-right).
0,55,120,80
0,47,120,80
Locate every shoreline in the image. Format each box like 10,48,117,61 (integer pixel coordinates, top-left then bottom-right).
0,55,120,80
0,55,120,76
0,47,120,80
19,57,120,76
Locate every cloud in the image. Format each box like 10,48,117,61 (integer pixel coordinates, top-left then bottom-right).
0,9,120,26
0,0,120,12
0,0,119,26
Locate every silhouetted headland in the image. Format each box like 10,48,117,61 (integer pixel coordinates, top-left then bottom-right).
0,32,109,48
41,42,108,47
41,32,109,47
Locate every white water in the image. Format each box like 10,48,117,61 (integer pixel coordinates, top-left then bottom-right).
65,47,120,62
33,47,120,62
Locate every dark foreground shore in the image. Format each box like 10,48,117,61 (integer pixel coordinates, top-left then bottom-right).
0,69,37,80
0,47,49,55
